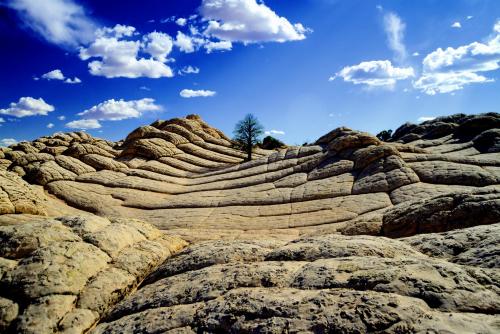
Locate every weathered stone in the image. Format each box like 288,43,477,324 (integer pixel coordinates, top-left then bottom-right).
382,189,500,237
0,297,18,332
0,113,499,333
0,215,187,334
0,171,47,215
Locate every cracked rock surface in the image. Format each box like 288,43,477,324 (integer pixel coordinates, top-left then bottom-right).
0,113,499,333
0,215,186,333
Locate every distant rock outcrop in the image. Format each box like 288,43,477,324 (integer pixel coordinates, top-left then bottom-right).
0,112,499,333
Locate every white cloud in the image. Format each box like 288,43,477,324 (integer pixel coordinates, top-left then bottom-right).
80,25,174,78
77,98,162,121
174,31,200,53
6,0,96,47
0,118,4,123
180,89,216,98
451,21,462,29
0,138,18,147
139,86,151,91
178,65,200,75
96,24,136,38
175,18,187,26
40,69,81,84
64,77,81,84
143,31,173,62
200,0,309,43
205,40,232,53
264,130,285,136
334,60,414,87
47,123,54,128
413,72,492,95
66,119,101,129
383,12,407,62
42,69,65,80
417,116,436,122
57,115,66,120
412,52,420,56
467,16,473,20
0,97,55,117
414,20,500,94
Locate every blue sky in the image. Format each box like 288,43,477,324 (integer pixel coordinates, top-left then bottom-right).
0,0,499,146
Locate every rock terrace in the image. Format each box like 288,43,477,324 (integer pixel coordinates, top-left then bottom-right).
0,113,499,333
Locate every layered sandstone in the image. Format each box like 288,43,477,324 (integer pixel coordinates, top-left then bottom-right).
0,113,498,333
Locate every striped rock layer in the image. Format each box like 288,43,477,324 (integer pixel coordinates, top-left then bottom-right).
0,113,499,333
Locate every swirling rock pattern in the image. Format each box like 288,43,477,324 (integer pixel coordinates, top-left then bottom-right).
0,113,499,333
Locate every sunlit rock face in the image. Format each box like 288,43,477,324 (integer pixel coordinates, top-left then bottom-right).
0,113,499,333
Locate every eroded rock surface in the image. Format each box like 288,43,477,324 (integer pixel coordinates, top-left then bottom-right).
96,226,500,333
0,215,187,333
1,114,498,241
0,113,499,333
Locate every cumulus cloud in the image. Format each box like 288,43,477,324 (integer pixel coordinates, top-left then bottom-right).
180,89,216,98
57,115,66,121
40,69,81,84
0,118,4,123
0,138,18,147
205,40,232,53
66,119,101,129
174,31,206,53
264,130,285,136
383,12,407,62
200,0,309,43
42,69,65,80
47,123,54,128
143,31,173,62
451,21,462,28
412,52,420,56
6,0,96,47
333,60,414,87
175,18,187,26
77,98,162,121
417,116,436,122
96,24,136,38
414,20,500,95
79,25,174,78
178,65,200,75
0,97,54,117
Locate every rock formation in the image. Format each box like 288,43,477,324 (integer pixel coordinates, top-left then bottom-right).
0,113,499,333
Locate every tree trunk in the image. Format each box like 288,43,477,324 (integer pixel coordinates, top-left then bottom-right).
247,139,252,161
247,126,252,161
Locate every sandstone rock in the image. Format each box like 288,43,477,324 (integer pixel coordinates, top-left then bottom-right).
0,215,187,333
0,297,18,332
81,154,128,171
402,223,500,268
474,128,500,153
99,224,500,333
382,188,500,237
408,160,497,186
55,155,96,175
0,171,47,215
15,294,76,334
0,113,499,333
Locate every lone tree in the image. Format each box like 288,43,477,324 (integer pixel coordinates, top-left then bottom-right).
233,114,264,161
376,129,393,142
260,135,285,150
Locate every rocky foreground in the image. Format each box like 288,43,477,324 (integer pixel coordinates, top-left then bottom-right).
0,113,499,333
